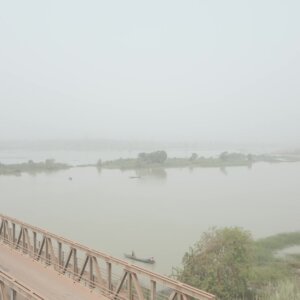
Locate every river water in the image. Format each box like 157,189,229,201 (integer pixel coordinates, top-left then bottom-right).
0,151,300,275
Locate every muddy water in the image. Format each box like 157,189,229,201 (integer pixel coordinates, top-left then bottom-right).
1,162,299,275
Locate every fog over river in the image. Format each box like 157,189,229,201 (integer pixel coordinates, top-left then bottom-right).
1,154,299,275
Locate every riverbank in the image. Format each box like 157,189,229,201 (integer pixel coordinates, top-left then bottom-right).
1,151,300,176
0,159,70,176
99,151,300,170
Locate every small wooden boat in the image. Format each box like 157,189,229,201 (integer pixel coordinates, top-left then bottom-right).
124,253,155,264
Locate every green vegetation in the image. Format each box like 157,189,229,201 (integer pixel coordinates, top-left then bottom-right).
1,150,299,176
0,159,70,176
175,227,254,299
175,228,300,300
258,280,300,300
255,232,300,252
138,150,168,164
99,150,299,170
252,232,300,290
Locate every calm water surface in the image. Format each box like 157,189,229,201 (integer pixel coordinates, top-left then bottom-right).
1,162,300,275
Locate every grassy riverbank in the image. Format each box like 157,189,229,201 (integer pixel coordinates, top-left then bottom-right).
251,233,300,299
1,151,299,176
0,159,70,175
253,233,300,283
99,151,300,170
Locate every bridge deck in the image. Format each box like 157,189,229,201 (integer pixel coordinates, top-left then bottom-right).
0,243,107,300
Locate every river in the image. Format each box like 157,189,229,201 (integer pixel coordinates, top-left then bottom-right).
0,152,299,275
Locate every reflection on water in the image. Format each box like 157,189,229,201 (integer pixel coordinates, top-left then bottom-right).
135,168,167,180
219,166,227,175
0,162,300,274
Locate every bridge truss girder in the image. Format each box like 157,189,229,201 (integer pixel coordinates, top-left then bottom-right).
0,214,215,300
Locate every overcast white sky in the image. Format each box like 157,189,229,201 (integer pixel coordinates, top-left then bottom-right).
0,1,299,145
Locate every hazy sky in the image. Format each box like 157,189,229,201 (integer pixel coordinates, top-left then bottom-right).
0,1,299,144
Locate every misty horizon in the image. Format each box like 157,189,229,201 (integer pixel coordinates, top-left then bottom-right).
0,137,298,152
1,1,299,145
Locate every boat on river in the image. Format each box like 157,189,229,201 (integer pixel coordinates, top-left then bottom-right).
124,253,155,264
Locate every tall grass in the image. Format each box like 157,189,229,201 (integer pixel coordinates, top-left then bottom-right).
256,280,300,300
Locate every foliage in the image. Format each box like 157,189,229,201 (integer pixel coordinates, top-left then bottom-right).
189,153,198,161
257,280,300,300
219,152,249,162
176,227,254,300
95,151,298,170
102,158,138,169
250,233,300,288
255,232,300,252
176,229,300,299
0,159,70,175
138,151,168,164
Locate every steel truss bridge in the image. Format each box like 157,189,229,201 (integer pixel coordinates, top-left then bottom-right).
0,214,215,300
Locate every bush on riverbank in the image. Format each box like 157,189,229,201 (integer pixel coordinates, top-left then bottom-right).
175,227,254,299
175,228,300,300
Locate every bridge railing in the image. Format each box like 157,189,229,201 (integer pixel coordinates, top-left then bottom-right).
0,214,215,300
0,269,45,300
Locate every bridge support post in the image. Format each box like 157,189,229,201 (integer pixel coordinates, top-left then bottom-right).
45,237,49,265
24,229,31,255
106,261,112,293
128,273,133,300
89,256,94,288
151,280,156,300
2,221,8,244
58,242,63,271
10,289,16,300
12,224,15,247
0,282,8,300
73,249,78,279
22,228,26,253
33,232,37,258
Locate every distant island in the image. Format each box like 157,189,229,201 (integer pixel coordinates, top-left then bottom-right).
1,151,300,176
97,150,300,170
0,159,70,176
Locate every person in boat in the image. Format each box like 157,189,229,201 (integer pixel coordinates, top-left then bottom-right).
131,250,135,257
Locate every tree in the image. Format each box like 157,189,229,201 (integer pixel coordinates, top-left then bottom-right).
189,153,198,161
138,151,167,164
150,150,167,163
219,152,247,162
138,152,147,160
176,227,254,300
219,152,229,161
45,159,55,165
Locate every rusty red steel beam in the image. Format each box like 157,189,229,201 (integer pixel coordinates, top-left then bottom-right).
0,214,215,300
0,269,45,300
